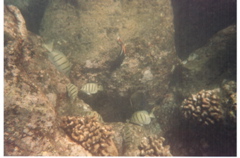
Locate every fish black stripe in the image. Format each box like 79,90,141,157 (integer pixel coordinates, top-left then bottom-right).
69,87,76,94
53,54,63,60
125,130,131,140
89,84,93,93
54,57,64,63
139,113,145,123
133,114,138,123
52,53,60,59
85,85,89,93
144,113,148,123
69,86,76,92
68,85,74,92
58,60,69,67
90,84,94,92
93,84,96,92
72,90,78,96
62,64,71,71
70,85,75,89
68,84,74,89
132,113,137,123
71,89,77,95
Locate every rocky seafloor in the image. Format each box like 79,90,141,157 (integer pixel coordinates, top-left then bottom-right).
4,0,236,156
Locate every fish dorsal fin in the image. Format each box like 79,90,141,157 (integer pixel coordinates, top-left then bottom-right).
43,40,54,52
149,111,155,118
149,107,156,118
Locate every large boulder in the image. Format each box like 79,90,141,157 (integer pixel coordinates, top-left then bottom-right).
40,0,179,122
4,5,90,156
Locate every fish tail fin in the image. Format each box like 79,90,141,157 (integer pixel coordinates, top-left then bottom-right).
149,112,155,118
149,107,156,118
98,85,104,91
43,40,54,52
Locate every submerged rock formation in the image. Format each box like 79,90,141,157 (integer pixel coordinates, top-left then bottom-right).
4,5,90,156
40,0,179,123
4,0,236,156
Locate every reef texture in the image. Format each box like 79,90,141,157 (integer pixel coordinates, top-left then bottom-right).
61,116,118,156
180,89,223,125
171,25,236,100
165,85,236,156
4,0,236,156
40,0,179,122
171,0,236,59
4,5,91,156
119,121,162,156
138,136,172,156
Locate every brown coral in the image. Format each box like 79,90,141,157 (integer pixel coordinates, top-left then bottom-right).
221,80,236,122
61,116,118,156
227,93,236,121
138,136,172,156
180,89,223,125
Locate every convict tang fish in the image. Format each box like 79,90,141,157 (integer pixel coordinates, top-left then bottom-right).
43,41,72,75
66,83,78,102
80,83,103,95
129,110,155,126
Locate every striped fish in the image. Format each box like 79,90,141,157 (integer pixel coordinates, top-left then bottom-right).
80,83,103,95
84,111,103,122
43,41,72,75
122,125,135,149
66,83,78,102
129,110,155,126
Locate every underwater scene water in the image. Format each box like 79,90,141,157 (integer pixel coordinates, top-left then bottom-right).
4,0,236,156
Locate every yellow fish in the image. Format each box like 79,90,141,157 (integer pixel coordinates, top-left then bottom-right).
43,41,72,75
129,110,155,126
80,83,103,95
66,83,78,102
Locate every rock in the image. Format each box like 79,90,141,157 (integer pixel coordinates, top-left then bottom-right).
171,25,236,100
4,0,49,34
172,0,236,59
4,5,90,156
40,0,179,121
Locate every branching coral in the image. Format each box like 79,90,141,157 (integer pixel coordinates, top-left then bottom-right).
180,89,223,125
138,136,172,156
61,116,118,156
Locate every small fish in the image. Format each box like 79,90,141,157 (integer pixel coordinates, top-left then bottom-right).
66,83,78,102
84,111,103,122
80,83,103,95
117,37,126,55
43,41,72,75
122,125,135,149
129,110,155,126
